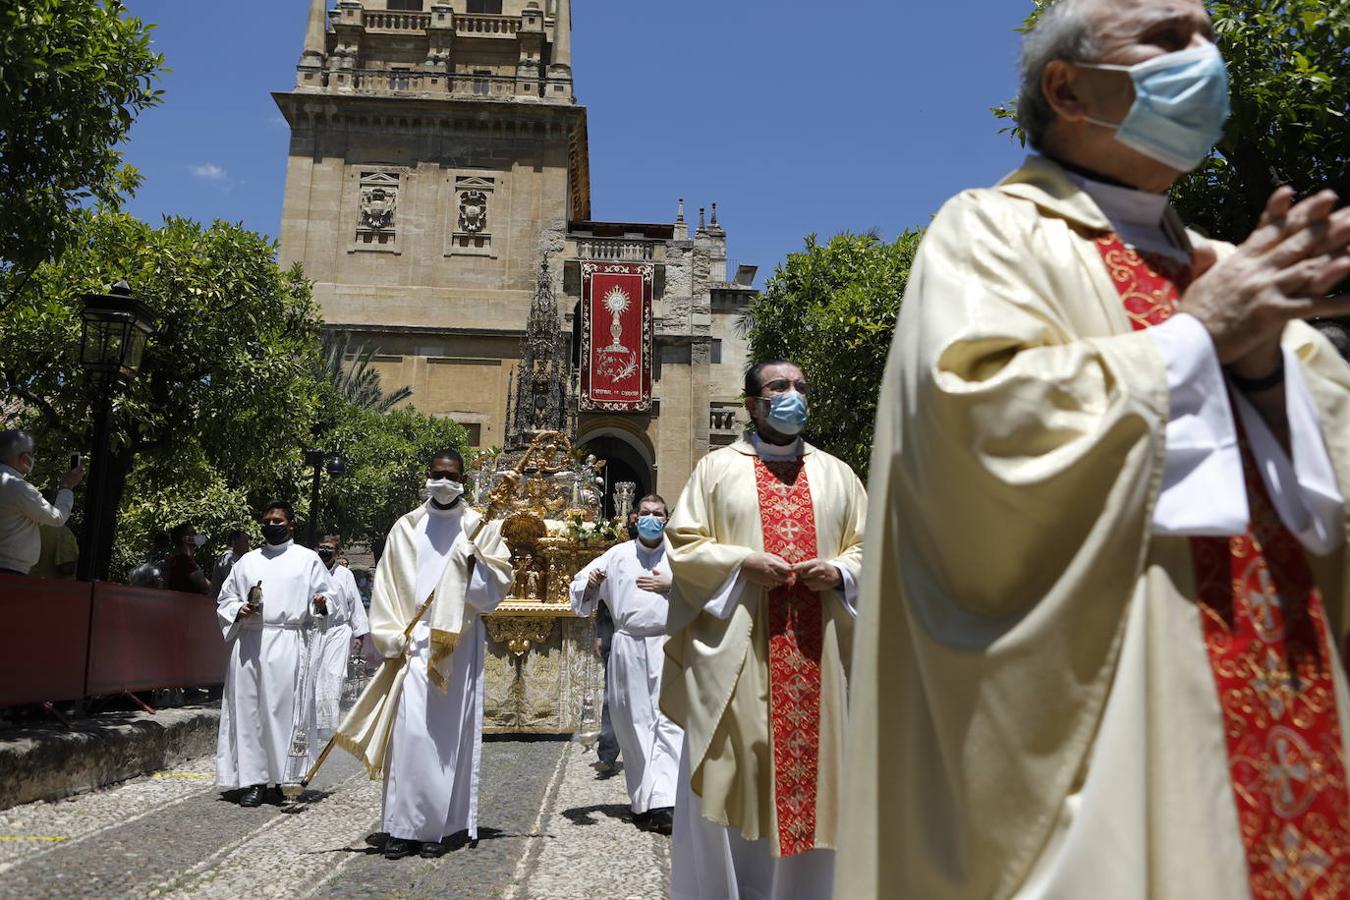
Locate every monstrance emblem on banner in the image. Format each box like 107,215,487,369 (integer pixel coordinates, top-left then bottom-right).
580,262,653,412
598,286,638,381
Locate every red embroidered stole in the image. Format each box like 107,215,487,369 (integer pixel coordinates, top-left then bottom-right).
1096,234,1350,897
753,455,823,857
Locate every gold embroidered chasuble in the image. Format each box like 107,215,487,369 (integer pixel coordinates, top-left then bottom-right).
332,504,513,778
837,156,1350,899
662,436,866,854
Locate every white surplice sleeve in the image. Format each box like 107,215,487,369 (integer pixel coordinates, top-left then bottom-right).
1146,313,1248,534
217,560,250,642
1232,349,1344,556
1147,314,1344,550
465,554,506,614
569,550,610,617
347,570,371,637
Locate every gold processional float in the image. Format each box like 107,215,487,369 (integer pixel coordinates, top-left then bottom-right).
469,430,632,736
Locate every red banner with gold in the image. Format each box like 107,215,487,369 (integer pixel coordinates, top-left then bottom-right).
580,262,653,412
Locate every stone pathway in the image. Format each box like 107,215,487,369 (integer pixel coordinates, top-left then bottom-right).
0,738,671,898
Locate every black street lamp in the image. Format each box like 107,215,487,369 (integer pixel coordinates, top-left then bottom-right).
303,449,346,547
77,282,156,582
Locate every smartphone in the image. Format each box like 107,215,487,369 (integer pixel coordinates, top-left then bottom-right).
70,452,81,470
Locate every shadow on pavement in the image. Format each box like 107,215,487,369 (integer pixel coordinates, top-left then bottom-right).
560,803,631,826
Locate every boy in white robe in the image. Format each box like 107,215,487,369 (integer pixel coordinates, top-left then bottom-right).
216,500,332,807
570,495,683,834
309,534,371,758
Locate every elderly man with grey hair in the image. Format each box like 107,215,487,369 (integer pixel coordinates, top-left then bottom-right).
839,1,1350,898
0,429,84,576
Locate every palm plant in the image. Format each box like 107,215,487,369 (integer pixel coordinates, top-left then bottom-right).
318,329,413,413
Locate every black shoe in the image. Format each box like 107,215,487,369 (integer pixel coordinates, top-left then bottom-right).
238,785,265,808
646,807,674,835
383,837,417,860
365,832,389,850
418,840,448,858
265,785,285,805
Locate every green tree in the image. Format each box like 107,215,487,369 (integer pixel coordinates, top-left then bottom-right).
994,0,1349,242
742,230,923,479
0,0,164,306
0,211,322,575
318,405,469,560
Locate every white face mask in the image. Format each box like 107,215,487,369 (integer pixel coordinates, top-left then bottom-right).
426,478,465,505
190,534,206,548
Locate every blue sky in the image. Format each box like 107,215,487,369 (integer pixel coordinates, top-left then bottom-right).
119,1,1033,283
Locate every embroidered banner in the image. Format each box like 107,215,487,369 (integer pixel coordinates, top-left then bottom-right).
753,456,823,857
1096,234,1350,898
580,262,653,412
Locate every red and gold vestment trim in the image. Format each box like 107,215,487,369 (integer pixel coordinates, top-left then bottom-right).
1096,234,1350,898
754,456,823,857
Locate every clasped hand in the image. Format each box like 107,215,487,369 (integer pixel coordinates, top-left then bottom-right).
1180,186,1350,377
742,552,841,591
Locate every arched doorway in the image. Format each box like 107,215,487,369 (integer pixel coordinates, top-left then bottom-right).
579,431,654,521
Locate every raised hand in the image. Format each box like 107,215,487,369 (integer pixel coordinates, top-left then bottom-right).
1179,187,1350,377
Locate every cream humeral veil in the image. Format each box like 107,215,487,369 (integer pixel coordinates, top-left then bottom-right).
836,157,1350,898
661,436,867,853
333,503,513,778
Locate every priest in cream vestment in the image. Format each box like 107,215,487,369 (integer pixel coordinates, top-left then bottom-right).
839,3,1350,898
664,360,866,900
332,450,512,860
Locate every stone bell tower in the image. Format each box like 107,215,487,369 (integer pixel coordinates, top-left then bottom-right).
274,0,590,451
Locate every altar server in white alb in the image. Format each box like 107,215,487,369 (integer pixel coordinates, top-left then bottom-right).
309,533,371,758
570,494,683,835
216,500,332,808
333,450,513,861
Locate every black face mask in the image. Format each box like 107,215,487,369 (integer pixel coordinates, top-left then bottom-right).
317,548,336,564
261,523,290,545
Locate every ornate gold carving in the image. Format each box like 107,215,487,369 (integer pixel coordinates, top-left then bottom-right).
484,613,557,657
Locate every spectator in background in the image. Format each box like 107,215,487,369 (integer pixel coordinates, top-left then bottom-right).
31,489,79,579
129,533,172,588
211,529,251,598
0,429,83,576
167,522,211,594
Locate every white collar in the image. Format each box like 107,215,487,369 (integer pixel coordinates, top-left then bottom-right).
0,463,23,478
262,539,293,557
425,499,466,519
751,432,802,459
1067,171,1190,264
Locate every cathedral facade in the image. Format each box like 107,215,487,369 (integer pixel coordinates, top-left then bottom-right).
274,0,756,502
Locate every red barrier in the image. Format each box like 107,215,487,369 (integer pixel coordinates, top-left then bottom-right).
86,584,228,694
0,575,92,706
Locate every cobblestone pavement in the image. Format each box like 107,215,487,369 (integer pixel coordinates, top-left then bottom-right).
0,738,671,899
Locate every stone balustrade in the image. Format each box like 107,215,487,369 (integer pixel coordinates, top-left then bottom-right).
456,13,521,36
362,10,432,31
574,237,658,261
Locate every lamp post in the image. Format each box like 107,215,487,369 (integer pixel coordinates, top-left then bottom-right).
303,449,346,547
76,282,156,582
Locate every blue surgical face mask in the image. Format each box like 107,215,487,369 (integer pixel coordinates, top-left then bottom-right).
766,390,808,436
637,515,665,542
1080,43,1229,173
